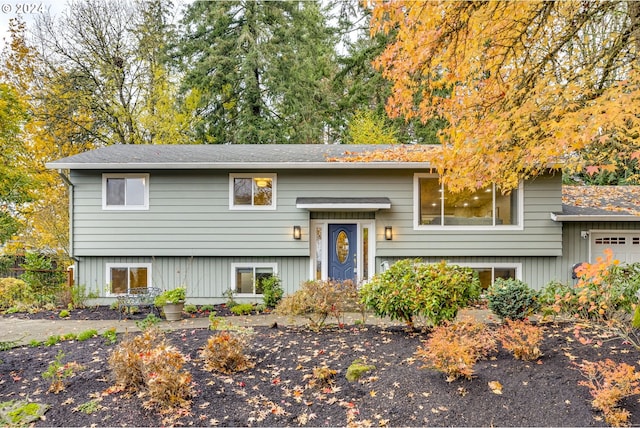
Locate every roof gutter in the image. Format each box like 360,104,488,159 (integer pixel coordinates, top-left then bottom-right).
550,212,640,222
45,161,434,170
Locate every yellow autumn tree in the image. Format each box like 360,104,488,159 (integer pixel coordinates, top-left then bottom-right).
0,19,89,257
362,1,640,192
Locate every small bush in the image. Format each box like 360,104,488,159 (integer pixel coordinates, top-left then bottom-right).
44,335,61,346
346,359,376,382
183,304,198,314
577,358,640,426
200,331,254,374
58,309,70,318
498,319,544,360
222,288,237,308
109,328,162,391
309,366,337,389
102,328,118,345
276,279,359,330
416,319,496,381
200,304,216,312
487,278,539,321
141,343,193,412
552,251,640,322
360,259,481,327
230,303,254,315
136,314,161,331
77,329,98,342
42,350,83,393
0,278,32,310
261,275,284,308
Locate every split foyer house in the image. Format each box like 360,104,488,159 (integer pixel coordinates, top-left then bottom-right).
45,144,640,304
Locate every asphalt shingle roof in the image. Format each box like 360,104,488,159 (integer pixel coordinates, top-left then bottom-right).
46,144,408,169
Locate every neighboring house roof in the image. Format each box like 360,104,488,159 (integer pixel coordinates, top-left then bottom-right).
45,144,433,170
552,185,640,222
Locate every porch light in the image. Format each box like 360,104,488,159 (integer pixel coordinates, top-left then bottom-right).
293,225,302,240
384,226,393,240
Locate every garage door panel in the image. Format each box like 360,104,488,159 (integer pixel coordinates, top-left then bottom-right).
591,232,640,264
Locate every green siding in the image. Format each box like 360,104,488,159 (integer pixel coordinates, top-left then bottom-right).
70,169,563,258
78,256,309,305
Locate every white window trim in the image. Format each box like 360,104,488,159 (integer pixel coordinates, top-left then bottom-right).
453,262,522,284
231,262,278,296
102,173,150,210
413,173,524,231
105,262,152,296
229,173,277,210
309,220,376,283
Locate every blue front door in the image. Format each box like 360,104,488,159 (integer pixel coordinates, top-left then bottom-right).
328,224,357,281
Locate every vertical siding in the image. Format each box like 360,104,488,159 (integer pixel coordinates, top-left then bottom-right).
77,256,308,304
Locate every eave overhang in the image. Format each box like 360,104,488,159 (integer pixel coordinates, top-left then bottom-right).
296,197,391,212
45,161,432,170
550,213,640,222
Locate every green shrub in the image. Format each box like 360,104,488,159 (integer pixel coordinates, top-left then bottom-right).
19,253,65,306
200,304,216,312
77,329,98,341
537,280,576,317
0,278,34,310
223,288,237,308
183,304,198,314
261,275,284,308
101,328,118,345
154,287,186,307
544,255,640,321
346,359,376,382
59,309,71,319
230,303,254,315
360,259,480,327
135,314,161,331
487,278,539,321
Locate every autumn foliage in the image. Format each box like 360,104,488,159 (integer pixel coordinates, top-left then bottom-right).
577,359,640,426
360,1,640,192
416,319,496,381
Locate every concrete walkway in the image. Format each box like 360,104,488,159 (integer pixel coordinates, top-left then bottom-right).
0,309,496,347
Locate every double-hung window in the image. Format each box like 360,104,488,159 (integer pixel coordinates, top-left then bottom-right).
229,173,276,210
103,174,149,210
415,174,521,228
231,263,277,295
106,263,151,295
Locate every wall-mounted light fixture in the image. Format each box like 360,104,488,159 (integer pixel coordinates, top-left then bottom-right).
384,226,393,240
581,230,589,240
293,225,302,240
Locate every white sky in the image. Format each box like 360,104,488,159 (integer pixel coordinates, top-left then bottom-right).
0,1,64,49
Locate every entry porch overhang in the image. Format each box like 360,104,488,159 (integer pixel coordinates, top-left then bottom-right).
296,197,391,212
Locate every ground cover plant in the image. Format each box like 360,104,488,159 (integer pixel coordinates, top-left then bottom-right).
2,311,640,427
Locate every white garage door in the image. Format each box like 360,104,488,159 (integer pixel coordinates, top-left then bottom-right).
591,232,640,264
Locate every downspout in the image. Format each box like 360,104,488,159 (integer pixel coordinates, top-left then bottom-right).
56,170,78,278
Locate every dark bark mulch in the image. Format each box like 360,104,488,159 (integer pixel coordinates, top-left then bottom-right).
1,304,253,320
1,320,639,427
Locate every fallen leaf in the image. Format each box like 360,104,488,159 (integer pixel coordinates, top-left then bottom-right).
488,381,503,394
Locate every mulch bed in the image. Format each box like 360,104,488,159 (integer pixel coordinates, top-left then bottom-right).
1,312,640,427
1,304,244,320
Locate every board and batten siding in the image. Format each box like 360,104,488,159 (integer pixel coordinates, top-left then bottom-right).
70,169,563,258
78,256,309,304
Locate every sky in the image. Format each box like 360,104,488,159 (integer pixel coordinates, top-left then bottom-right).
0,1,63,48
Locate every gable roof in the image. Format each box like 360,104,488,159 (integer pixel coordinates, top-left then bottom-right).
45,144,433,170
552,185,640,222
